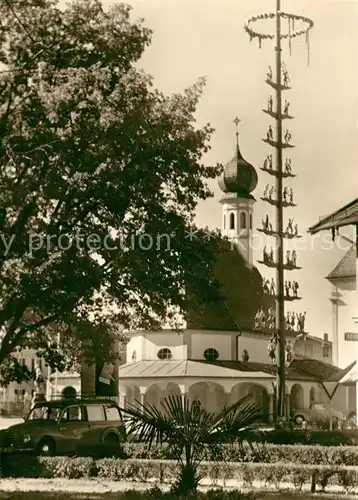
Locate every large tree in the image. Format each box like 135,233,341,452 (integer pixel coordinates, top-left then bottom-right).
0,0,222,384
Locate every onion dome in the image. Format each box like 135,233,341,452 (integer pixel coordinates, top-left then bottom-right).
218,118,258,198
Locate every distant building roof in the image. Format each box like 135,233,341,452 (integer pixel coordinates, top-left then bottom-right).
117,360,273,380
337,361,357,384
118,358,346,384
326,244,356,282
200,358,345,383
309,198,358,233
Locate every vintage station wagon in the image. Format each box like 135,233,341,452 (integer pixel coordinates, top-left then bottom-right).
0,398,126,455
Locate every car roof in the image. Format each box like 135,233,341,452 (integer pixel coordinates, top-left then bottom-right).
32,398,119,409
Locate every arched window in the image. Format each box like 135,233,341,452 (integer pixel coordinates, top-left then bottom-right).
229,213,235,229
131,350,137,362
62,386,77,399
240,212,247,229
309,387,316,405
204,348,219,361
157,348,172,360
250,214,253,229
223,214,226,230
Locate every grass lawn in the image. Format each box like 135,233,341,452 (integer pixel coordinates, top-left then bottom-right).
0,492,352,500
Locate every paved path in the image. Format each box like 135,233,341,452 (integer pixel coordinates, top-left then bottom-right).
0,477,357,495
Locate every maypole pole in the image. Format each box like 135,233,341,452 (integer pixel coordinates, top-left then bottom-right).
275,0,286,420
245,3,313,424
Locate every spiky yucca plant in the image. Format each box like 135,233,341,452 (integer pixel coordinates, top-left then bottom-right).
122,395,263,494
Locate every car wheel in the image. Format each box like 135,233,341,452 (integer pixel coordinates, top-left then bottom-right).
103,433,119,444
294,415,305,425
35,438,56,456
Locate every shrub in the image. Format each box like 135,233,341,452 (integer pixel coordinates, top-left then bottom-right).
2,454,358,494
258,429,353,446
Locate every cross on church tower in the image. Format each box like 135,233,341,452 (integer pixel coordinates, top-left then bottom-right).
234,117,241,147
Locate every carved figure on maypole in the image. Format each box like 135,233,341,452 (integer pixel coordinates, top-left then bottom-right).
263,278,270,294
261,214,273,232
268,185,275,200
269,247,274,263
268,95,274,112
284,158,292,175
282,63,290,87
283,186,289,203
267,125,274,141
270,278,276,295
263,184,269,198
284,129,292,144
285,218,294,235
289,188,294,204
296,311,306,332
283,100,290,116
291,250,297,267
267,307,276,328
292,281,299,297
285,340,293,364
263,246,268,263
268,333,277,364
254,307,266,329
267,66,273,82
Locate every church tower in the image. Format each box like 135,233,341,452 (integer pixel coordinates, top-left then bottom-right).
218,118,258,265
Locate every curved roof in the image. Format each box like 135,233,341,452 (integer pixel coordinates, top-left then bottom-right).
218,140,258,198
185,239,274,331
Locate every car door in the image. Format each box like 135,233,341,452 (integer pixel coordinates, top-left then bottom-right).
84,404,108,444
57,405,88,454
103,404,125,439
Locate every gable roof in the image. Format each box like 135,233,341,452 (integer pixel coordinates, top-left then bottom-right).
309,198,358,233
337,361,358,384
326,244,356,282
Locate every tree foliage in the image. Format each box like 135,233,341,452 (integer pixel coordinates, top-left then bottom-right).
0,0,222,384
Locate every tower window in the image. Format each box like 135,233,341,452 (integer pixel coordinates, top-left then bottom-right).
250,214,253,229
131,350,137,362
229,213,235,229
223,214,226,230
204,348,219,361
157,348,172,360
240,212,247,229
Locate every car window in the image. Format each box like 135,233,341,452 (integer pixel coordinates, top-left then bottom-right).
27,406,61,421
61,405,86,421
86,404,105,422
104,405,121,421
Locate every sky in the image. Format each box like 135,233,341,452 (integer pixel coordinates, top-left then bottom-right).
67,0,358,345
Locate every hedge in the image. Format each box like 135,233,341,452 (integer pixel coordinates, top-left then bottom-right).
123,441,358,465
1,456,358,494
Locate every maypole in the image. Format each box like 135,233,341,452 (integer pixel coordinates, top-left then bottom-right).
245,3,313,423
